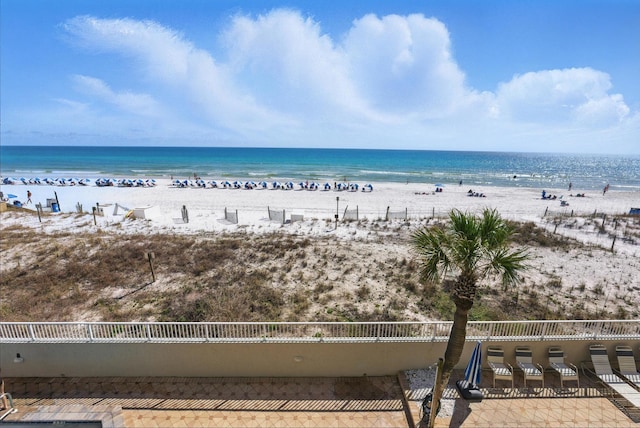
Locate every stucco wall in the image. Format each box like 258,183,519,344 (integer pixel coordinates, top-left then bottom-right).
1,339,638,378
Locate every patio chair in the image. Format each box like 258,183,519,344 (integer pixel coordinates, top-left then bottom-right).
548,347,579,388
589,344,640,407
487,346,514,389
515,346,544,388
616,345,640,388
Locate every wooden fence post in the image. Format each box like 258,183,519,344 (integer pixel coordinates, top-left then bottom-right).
147,252,156,283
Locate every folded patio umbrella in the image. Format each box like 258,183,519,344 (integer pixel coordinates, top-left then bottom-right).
456,341,484,402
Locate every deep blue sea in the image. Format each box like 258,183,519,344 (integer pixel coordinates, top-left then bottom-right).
1,146,639,191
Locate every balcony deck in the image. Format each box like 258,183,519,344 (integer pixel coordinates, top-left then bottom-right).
2,369,638,427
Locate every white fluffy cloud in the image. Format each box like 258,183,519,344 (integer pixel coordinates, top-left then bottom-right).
44,11,639,152
72,75,160,116
495,68,630,125
343,13,471,118
63,15,292,134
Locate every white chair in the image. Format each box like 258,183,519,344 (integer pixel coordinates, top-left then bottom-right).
548,347,579,388
516,347,544,388
616,345,640,388
590,344,640,408
487,346,514,389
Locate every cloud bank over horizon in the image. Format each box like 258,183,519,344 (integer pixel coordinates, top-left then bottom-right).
4,9,638,154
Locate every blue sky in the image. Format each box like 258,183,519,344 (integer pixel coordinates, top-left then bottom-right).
1,0,639,154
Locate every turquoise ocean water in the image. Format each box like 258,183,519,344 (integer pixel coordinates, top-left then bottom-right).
1,146,639,191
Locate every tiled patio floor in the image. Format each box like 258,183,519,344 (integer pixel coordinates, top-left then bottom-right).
2,371,638,427
1,376,410,427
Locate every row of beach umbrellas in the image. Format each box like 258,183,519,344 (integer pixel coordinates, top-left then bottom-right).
95,178,157,187
1,177,157,187
172,179,374,192
2,177,91,186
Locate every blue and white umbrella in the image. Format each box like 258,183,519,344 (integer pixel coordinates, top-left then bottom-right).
455,340,484,402
464,341,483,388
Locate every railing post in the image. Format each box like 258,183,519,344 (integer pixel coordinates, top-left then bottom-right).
145,323,152,341
28,323,36,341
87,324,94,342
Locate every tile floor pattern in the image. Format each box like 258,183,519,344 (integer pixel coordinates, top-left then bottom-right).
405,369,639,428
2,376,410,427
2,372,639,427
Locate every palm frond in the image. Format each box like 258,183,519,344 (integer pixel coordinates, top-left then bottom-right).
479,208,511,248
486,247,530,286
412,226,451,283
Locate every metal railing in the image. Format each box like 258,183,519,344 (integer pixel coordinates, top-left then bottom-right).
0,320,638,344
0,393,17,421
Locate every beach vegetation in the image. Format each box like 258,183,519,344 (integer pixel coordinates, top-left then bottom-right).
412,208,529,425
508,220,576,249
0,211,636,325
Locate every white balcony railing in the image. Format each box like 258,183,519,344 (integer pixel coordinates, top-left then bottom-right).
0,320,638,344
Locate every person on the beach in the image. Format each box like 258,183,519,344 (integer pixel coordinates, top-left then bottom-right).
26,190,32,204
568,182,572,191
603,183,609,195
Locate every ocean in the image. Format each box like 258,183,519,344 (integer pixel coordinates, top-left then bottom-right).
1,146,639,191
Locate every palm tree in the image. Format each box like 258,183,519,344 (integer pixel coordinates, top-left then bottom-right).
412,208,528,426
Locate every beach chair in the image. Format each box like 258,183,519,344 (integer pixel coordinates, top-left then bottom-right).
515,346,544,388
589,344,640,407
487,346,514,389
616,345,640,388
548,347,579,388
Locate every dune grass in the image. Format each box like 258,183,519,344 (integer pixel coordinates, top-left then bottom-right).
1,213,636,322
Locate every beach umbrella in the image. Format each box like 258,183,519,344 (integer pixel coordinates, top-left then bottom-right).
7,194,18,199
465,341,482,387
456,341,484,402
435,183,444,188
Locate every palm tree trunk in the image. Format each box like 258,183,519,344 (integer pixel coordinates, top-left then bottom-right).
424,303,469,427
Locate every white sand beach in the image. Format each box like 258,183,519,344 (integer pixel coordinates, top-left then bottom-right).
2,179,637,237
2,179,639,321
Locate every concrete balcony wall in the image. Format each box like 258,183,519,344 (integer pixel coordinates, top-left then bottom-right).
2,339,638,378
